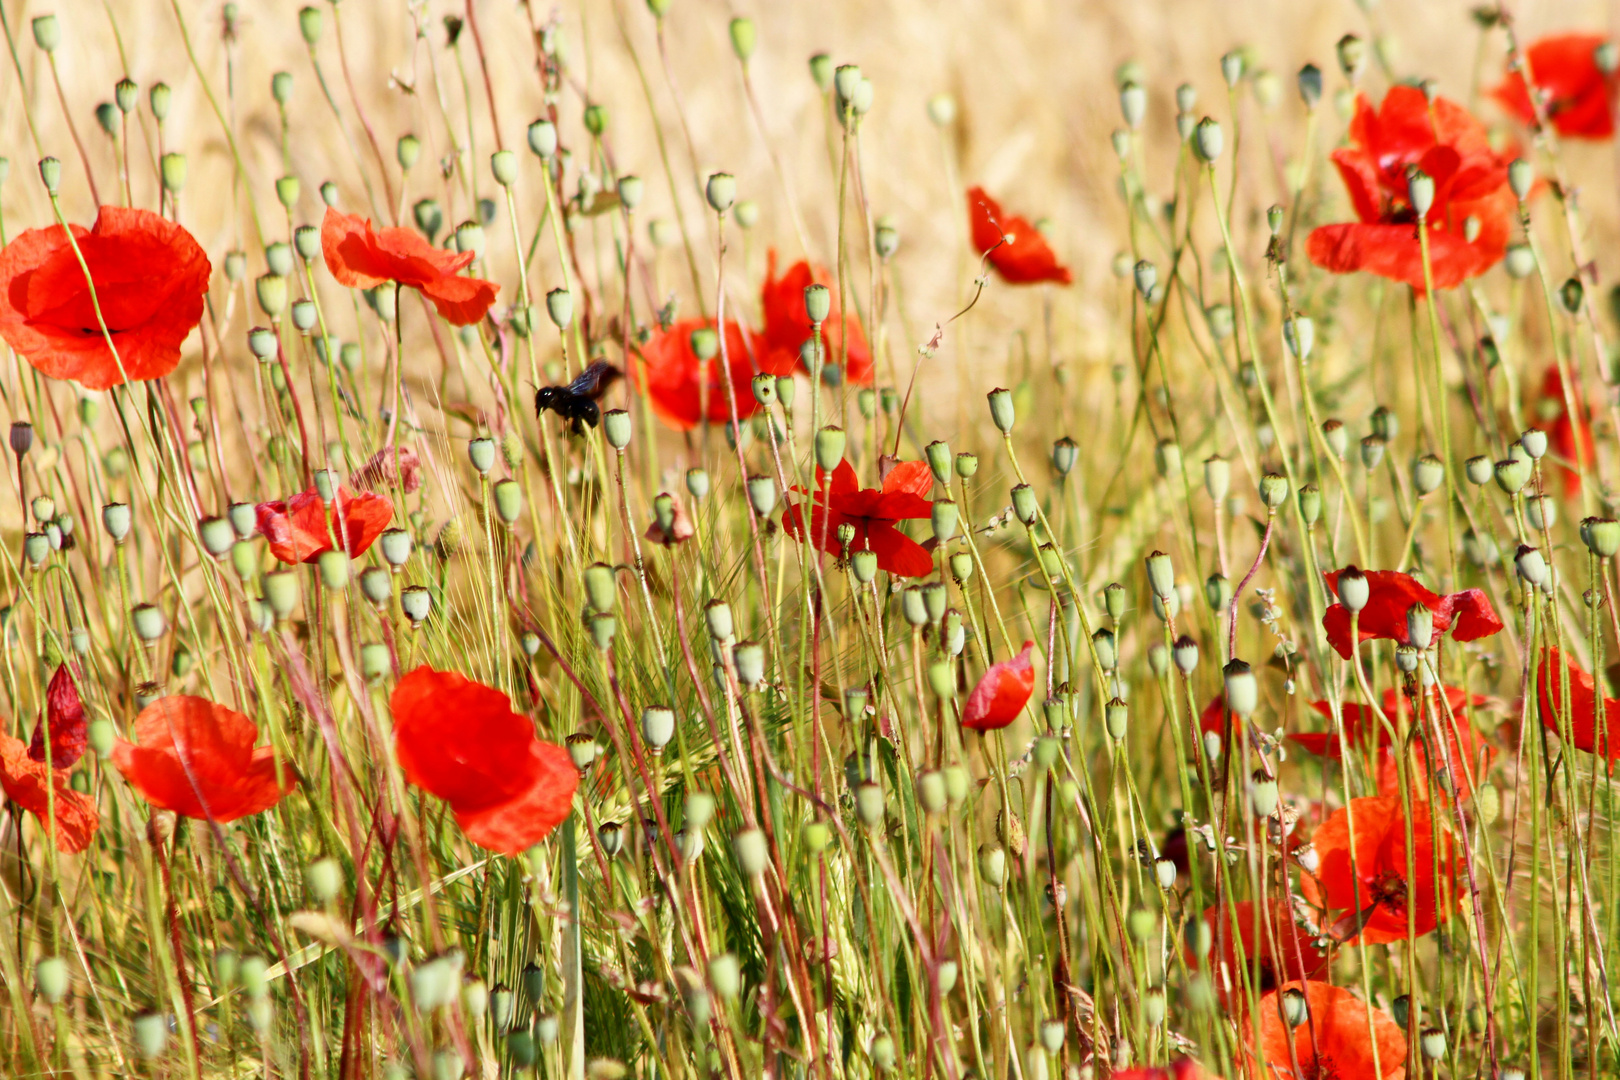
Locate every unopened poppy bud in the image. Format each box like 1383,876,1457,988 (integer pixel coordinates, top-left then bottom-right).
298,4,323,43
1223,659,1257,717
256,274,288,318
1584,517,1620,557
583,102,608,135
955,452,979,478
1194,117,1223,162
1527,494,1555,531
705,172,736,213
641,706,675,751
1494,456,1531,494
1561,277,1584,313
978,843,1007,886
527,118,558,158
160,152,187,193
492,479,523,525
400,585,432,625
949,551,974,583
1145,550,1175,600
465,436,496,473
987,387,1015,433
1406,168,1434,221
1515,544,1549,586
1505,243,1534,279
291,299,317,332
733,640,765,687
1104,698,1129,740
102,502,132,543
1420,1028,1446,1061
1258,472,1288,510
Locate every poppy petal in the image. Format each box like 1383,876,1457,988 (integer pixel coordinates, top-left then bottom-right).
452,741,578,854
391,666,540,813
0,734,98,853
961,641,1037,731
29,664,87,769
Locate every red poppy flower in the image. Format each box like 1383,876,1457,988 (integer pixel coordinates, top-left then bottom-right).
111,696,296,822
255,485,393,564
321,207,498,326
960,641,1037,732
968,187,1073,285
1492,33,1615,139
1307,86,1516,291
1297,685,1495,801
1301,796,1458,944
782,458,934,577
1113,1063,1209,1080
1538,366,1595,497
629,317,787,431
0,205,210,390
1189,900,1330,1004
1257,980,1407,1080
390,666,578,855
28,664,88,769
760,252,874,386
1537,647,1620,765
1321,568,1503,660
0,731,98,853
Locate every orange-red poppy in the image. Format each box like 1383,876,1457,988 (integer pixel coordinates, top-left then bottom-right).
111,696,296,822
783,458,934,577
1307,86,1515,290
29,664,88,769
0,732,98,853
1297,686,1495,801
1301,796,1458,945
1257,980,1407,1080
960,641,1037,732
1189,900,1330,1004
255,485,393,564
967,187,1073,285
1492,32,1615,139
390,666,578,855
1113,1063,1209,1080
0,205,210,390
629,317,787,431
1320,568,1503,660
760,252,874,386
321,207,498,326
1537,647,1620,765
1538,366,1595,497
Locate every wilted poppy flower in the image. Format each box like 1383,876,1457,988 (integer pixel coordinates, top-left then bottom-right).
0,733,98,853
1321,568,1503,660
111,696,296,822
321,207,498,326
1189,900,1330,1004
1297,685,1495,800
783,458,934,577
29,664,88,769
1257,981,1407,1080
255,485,393,564
1301,795,1458,944
1538,366,1595,497
968,187,1073,285
630,317,787,431
350,444,423,496
0,205,211,390
1492,33,1615,139
644,492,695,547
960,641,1037,731
391,666,578,855
1307,86,1515,290
760,252,874,386
1537,647,1620,765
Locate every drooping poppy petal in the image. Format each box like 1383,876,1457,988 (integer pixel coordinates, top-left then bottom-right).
1491,32,1615,139
0,206,211,390
629,317,783,431
1301,796,1458,945
1258,981,1407,1080
960,641,1036,731
1321,569,1503,659
452,741,579,855
1537,647,1620,764
0,733,98,853
968,188,1073,285
29,664,88,769
783,457,935,577
760,252,874,385
255,486,393,564
321,207,498,326
1188,900,1331,1005
111,696,295,823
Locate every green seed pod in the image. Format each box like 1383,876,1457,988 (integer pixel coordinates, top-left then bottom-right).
987,388,1016,433
520,632,541,657
751,372,777,405
1508,157,1534,201
814,425,846,471
920,440,952,484
746,475,778,517
1249,772,1279,817
1223,659,1257,717
534,1015,559,1045
617,174,644,212
709,952,741,1000
732,827,768,877
1144,550,1175,600
874,216,898,258
1051,437,1078,476
1504,242,1535,279
1194,117,1224,162
37,156,62,195
239,955,270,998
565,733,598,773
705,172,736,213
1359,435,1386,470
86,718,116,759
1464,455,1492,485
728,16,756,60
921,581,947,621
1583,517,1620,557
1515,543,1549,587
22,532,48,567
270,71,293,105
583,103,608,136
316,550,348,590
1406,169,1434,220
294,225,321,262
1105,698,1129,740
1297,484,1321,526
1494,456,1531,494
949,551,974,583
1011,483,1039,525
1258,472,1288,510
379,528,412,568
35,956,69,1003
1420,1028,1446,1061
304,856,343,902
1336,566,1369,612
1280,986,1309,1028
256,274,288,318
453,221,485,258
1520,427,1549,459
595,821,623,858
931,499,958,542
588,612,616,651
640,705,675,752
583,563,616,614
1091,627,1118,671
290,299,317,332
1561,277,1584,314
493,479,522,525
978,843,1007,887
689,325,719,361
855,781,884,828
527,119,558,159
131,603,167,642
849,548,878,582
704,600,733,642
686,791,717,830
358,642,390,681
733,640,765,687
952,453,977,480
247,325,278,360
1526,494,1555,531
297,4,323,44
95,102,119,138
1283,315,1314,361
275,175,303,212
197,516,235,557
160,152,187,193
772,377,796,409
32,15,61,52
133,1012,168,1060
490,149,518,188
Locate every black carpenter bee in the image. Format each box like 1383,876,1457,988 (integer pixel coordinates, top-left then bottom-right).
534,360,624,435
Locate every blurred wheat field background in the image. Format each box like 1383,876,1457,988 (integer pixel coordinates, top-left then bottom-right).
3,0,1620,1079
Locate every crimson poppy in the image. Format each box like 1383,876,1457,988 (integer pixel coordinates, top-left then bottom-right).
1538,366,1595,497
0,732,98,854
1536,647,1620,765
321,208,498,326
1320,568,1503,660
782,458,934,577
111,696,296,822
1307,86,1516,290
390,666,578,855
629,317,787,431
967,187,1073,285
1257,980,1407,1080
960,641,1037,732
1492,32,1615,139
1301,795,1458,945
1297,685,1494,801
29,664,88,769
0,205,211,390
255,485,393,564
1113,1063,1209,1080
1189,900,1331,1004
760,252,874,386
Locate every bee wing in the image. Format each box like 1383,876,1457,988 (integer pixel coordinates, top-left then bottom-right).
567,360,625,400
